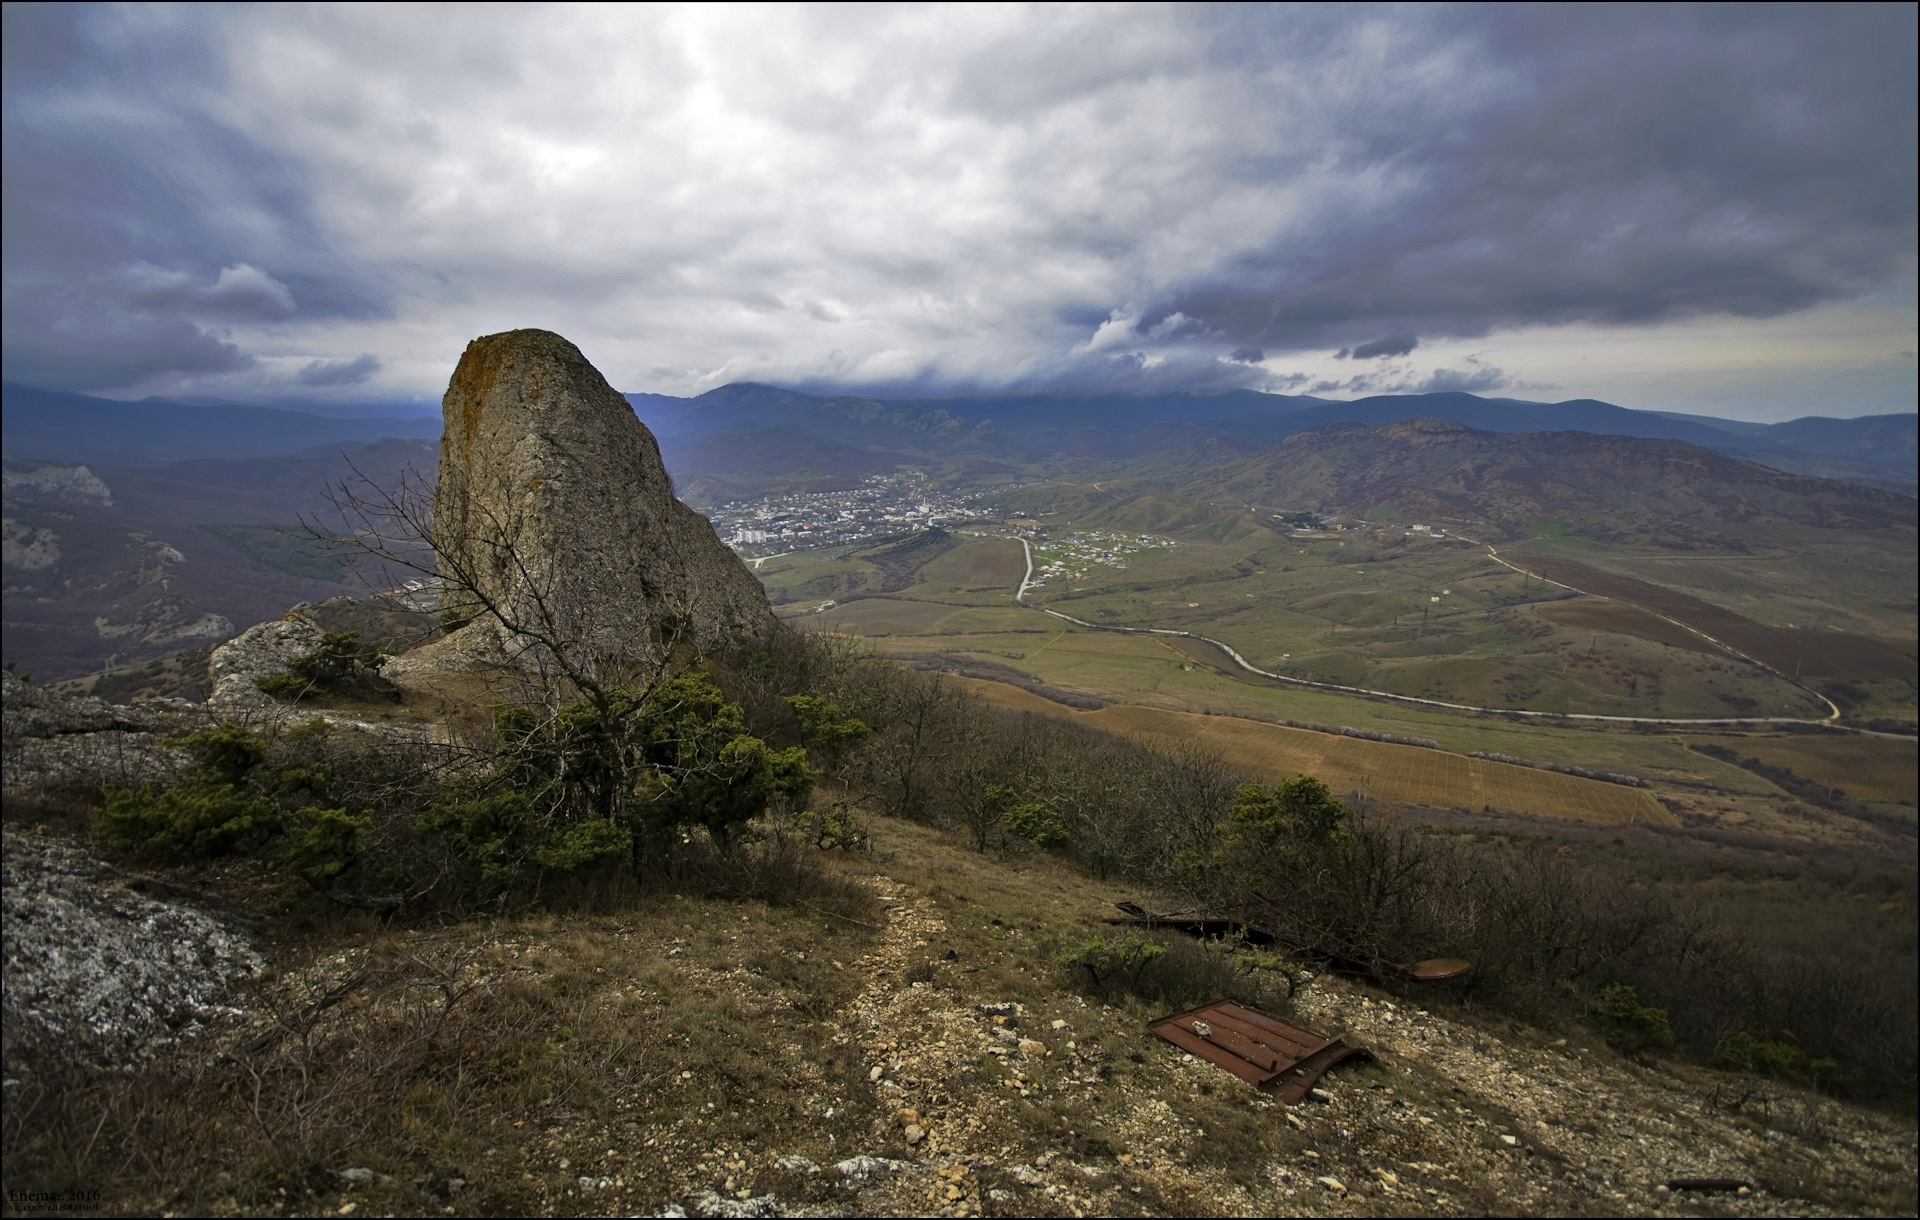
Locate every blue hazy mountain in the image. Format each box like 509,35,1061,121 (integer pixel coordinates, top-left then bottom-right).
2,383,439,466
4,377,1910,492
636,384,1916,495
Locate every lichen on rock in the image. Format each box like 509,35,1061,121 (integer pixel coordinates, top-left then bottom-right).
1,831,263,1067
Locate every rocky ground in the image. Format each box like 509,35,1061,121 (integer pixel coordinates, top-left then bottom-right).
611,843,1916,1220
2,830,264,1067
3,672,1913,1218
18,815,1891,1219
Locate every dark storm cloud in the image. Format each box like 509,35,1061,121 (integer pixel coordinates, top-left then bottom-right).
1173,4,1918,354
1,4,389,392
0,4,1911,403
297,354,381,387
1341,334,1420,361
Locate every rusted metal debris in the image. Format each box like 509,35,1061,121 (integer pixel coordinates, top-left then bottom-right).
1667,1178,1752,1193
1149,999,1369,1103
1105,900,1275,945
1108,899,1472,984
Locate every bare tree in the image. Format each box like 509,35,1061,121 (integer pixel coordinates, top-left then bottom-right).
307,460,686,715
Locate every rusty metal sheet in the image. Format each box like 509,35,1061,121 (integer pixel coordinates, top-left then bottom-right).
1409,956,1472,981
1148,999,1369,1103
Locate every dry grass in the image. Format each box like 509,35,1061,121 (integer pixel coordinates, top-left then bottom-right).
1083,705,1675,825
3,899,886,1218
1688,733,1918,806
6,812,1915,1217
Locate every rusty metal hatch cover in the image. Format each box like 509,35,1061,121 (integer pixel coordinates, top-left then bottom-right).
1149,999,1369,1103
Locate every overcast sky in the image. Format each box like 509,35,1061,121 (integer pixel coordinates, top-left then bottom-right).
3,3,1914,420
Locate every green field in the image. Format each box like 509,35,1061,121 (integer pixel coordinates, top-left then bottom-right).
757,534,1025,610
859,622,1778,793
761,488,1915,810
1690,733,1919,806
1085,705,1676,825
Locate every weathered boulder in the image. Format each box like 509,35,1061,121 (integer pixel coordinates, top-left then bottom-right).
1,669,144,741
1,670,196,804
433,329,776,669
206,614,326,708
2,830,263,1067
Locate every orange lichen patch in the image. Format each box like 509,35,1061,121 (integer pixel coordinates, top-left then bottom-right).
448,331,525,465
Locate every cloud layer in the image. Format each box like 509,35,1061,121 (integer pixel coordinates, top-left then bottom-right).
2,3,1913,415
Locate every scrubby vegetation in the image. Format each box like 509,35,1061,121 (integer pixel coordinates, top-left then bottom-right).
58,625,1920,1118
1056,930,1302,1011
5,620,1915,1217
720,629,1916,1108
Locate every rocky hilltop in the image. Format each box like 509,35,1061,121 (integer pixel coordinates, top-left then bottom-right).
432,329,775,667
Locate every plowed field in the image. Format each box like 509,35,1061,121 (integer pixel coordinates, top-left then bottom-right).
1534,598,1722,654
1512,558,1914,680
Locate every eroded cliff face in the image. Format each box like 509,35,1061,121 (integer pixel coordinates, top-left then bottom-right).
433,330,776,669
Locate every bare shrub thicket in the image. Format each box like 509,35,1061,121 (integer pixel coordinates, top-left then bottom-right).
732,630,1916,1106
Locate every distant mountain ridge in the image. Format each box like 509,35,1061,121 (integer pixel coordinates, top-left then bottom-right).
1181,418,1916,547
631,382,1914,495
4,377,1912,493
2,383,438,466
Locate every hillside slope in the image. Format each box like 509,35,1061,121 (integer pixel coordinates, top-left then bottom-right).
1177,419,1916,545
5,813,1912,1217
2,439,433,679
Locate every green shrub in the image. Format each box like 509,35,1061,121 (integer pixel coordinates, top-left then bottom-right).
99,783,281,859
490,674,814,852
415,792,548,888
1224,776,1348,858
531,817,631,872
1586,983,1679,1057
785,695,870,768
255,631,397,702
1708,1030,1843,1088
792,800,869,851
999,796,1067,846
179,722,268,786
1059,932,1166,993
277,806,373,883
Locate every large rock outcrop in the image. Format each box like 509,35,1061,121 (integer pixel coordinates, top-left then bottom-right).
432,330,776,670
205,614,327,708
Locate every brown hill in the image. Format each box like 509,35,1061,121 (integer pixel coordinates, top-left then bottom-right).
1188,419,1917,545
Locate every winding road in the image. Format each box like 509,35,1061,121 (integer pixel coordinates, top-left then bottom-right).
1012,535,1851,730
